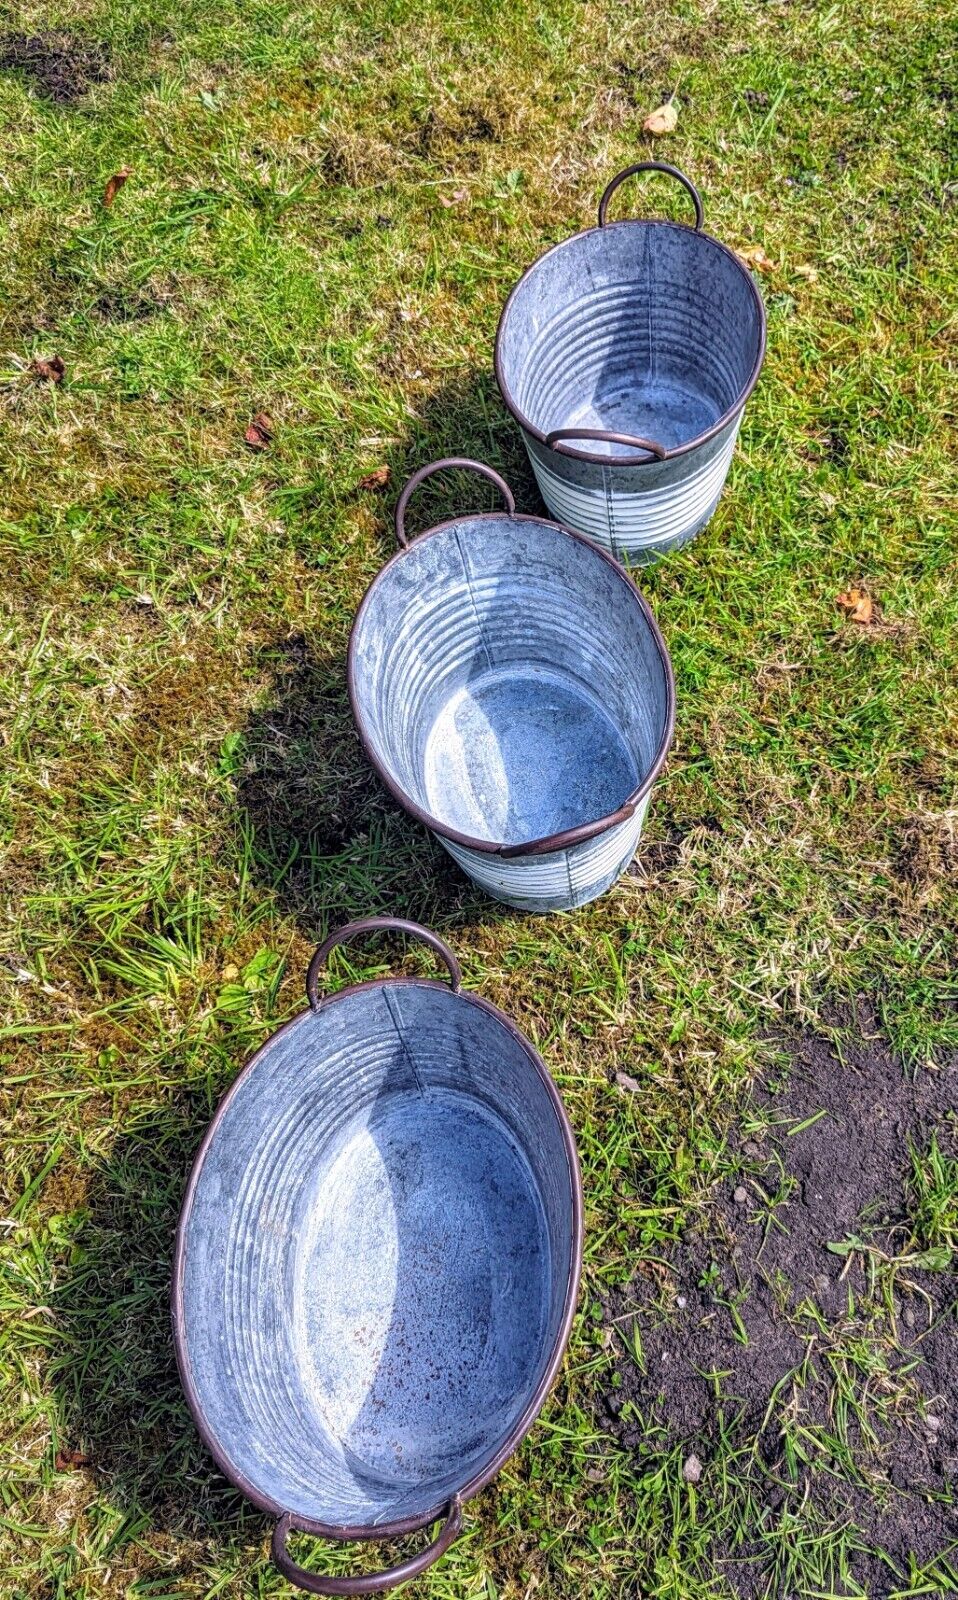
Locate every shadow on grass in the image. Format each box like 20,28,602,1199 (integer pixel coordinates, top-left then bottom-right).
232,364,544,938
232,632,481,935
48,1106,264,1551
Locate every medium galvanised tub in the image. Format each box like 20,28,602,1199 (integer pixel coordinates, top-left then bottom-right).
495,161,767,564
173,918,582,1596
348,458,675,913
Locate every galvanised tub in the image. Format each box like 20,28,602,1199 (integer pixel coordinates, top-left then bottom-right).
348,458,675,913
173,918,582,1596
495,161,767,564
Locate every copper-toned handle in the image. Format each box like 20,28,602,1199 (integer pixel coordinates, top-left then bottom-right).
394,457,515,547
272,1498,463,1595
499,797,638,859
306,917,461,1009
546,426,667,461
598,161,704,231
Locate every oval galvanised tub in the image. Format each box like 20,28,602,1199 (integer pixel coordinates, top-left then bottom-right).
173,918,583,1595
348,458,675,913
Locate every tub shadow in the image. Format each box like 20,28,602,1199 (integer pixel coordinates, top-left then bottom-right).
48,1103,264,1550
235,365,547,936
233,633,488,933
395,365,543,528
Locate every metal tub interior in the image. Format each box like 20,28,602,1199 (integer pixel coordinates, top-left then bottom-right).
496,219,764,460
176,980,579,1529
348,514,671,855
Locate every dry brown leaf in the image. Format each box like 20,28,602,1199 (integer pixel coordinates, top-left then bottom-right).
356,465,391,492
31,355,65,383
643,99,678,136
737,244,776,274
102,166,132,208
836,586,877,625
55,1448,91,1471
244,412,274,450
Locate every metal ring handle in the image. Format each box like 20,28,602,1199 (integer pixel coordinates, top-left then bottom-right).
546,426,667,462
598,161,704,231
499,797,637,859
272,1498,464,1596
394,457,516,547
306,917,462,1010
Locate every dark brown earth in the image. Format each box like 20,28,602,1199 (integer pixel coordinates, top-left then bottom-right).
601,1017,958,1597
0,31,112,103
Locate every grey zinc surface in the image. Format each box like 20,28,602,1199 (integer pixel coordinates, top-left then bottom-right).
495,214,765,561
348,511,673,910
176,981,579,1530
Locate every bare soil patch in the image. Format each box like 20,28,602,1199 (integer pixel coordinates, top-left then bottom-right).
602,1019,958,1595
0,31,112,104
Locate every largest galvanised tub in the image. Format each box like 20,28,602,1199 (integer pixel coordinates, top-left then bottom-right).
495,160,766,564
348,458,675,913
173,918,582,1595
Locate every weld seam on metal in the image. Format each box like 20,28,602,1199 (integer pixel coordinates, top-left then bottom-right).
383,987,426,1095
604,464,619,564
645,228,655,385
564,850,577,909
454,528,495,671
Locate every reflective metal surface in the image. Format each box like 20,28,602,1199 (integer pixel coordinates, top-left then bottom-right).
495,162,766,562
348,460,675,911
173,920,582,1594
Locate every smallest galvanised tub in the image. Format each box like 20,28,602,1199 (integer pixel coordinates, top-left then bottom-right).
495,160,766,564
348,458,675,913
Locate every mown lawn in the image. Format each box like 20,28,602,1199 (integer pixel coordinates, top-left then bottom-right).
1,0,957,1595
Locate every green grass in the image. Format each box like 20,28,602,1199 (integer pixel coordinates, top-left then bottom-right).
1,0,957,1593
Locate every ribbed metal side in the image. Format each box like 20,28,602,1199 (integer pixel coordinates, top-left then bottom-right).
350,515,672,910
444,794,650,913
495,217,764,563
524,415,741,563
179,985,578,1527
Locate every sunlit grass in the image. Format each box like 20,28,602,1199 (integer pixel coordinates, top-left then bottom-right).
0,0,956,1593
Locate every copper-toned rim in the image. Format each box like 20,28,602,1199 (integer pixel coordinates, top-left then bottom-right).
171,968,584,1544
347,509,676,859
493,217,767,468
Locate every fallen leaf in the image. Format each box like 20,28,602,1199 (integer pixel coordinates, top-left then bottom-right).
643,99,679,136
244,412,274,451
794,263,818,282
102,166,132,208
31,355,65,383
439,187,469,208
836,586,876,625
615,1071,641,1093
55,1448,91,1471
355,465,391,492
737,244,776,274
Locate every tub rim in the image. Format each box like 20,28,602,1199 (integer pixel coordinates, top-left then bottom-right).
494,216,767,468
347,508,676,859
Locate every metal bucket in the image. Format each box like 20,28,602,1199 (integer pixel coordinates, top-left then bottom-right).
348,458,675,913
173,918,582,1596
494,161,766,563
